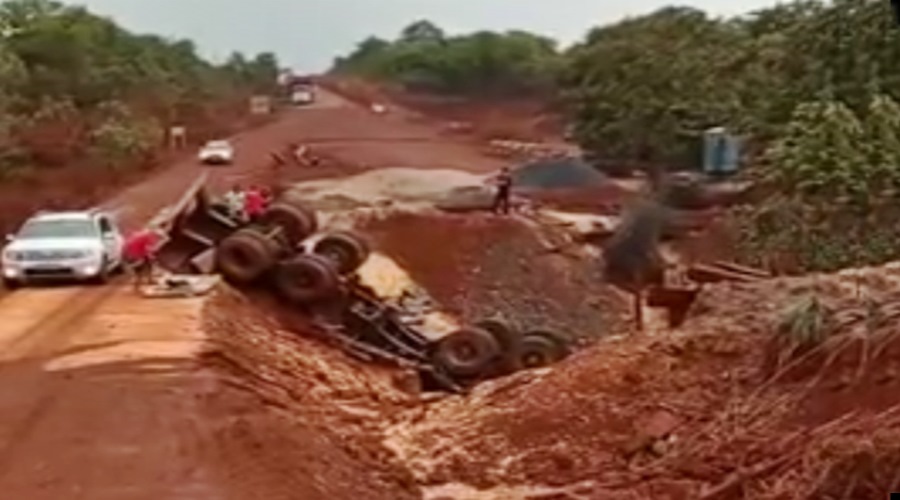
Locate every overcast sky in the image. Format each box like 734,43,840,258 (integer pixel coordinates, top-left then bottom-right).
69,0,780,72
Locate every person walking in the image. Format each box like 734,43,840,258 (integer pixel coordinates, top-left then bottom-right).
491,166,513,215
243,185,266,223
123,224,162,292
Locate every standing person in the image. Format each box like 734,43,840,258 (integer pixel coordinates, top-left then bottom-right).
243,185,266,223
124,224,162,292
491,166,513,215
223,184,245,221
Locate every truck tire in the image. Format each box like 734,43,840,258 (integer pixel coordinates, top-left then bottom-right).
273,253,341,304
259,203,317,247
519,330,570,368
475,319,522,374
216,228,278,284
432,327,500,378
277,191,319,233
312,231,371,275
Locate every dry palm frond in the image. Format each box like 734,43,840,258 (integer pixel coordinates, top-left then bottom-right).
777,294,833,348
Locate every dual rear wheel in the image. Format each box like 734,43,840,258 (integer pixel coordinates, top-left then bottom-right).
431,320,570,380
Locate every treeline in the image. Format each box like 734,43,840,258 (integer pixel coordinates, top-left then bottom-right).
331,20,560,96
0,0,280,176
335,1,900,272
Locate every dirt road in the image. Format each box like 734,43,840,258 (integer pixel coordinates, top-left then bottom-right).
0,90,501,499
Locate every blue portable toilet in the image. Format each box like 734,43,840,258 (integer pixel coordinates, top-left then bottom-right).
703,127,740,176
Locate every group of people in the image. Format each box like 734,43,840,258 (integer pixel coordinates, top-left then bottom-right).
223,183,272,222
123,183,276,293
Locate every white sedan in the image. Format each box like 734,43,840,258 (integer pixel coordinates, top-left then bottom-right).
198,140,234,165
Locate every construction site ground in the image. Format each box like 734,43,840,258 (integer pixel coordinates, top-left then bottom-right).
0,88,896,500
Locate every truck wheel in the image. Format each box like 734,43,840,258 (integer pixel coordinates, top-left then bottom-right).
313,231,371,275
519,330,570,369
277,191,319,233
476,319,522,374
216,229,278,284
432,327,500,378
273,253,341,304
259,203,317,246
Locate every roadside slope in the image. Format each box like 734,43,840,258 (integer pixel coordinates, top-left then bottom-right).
0,89,513,498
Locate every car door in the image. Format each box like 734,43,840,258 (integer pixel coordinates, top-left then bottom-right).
97,216,123,265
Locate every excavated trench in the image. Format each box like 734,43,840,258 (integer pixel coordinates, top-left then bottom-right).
190,204,636,499
194,200,900,499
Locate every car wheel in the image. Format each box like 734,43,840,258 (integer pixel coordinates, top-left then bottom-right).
90,257,110,285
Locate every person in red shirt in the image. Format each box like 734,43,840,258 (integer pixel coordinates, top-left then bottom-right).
124,225,162,291
243,185,266,222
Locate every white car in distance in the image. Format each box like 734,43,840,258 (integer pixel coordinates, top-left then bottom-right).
1,210,124,289
198,139,234,165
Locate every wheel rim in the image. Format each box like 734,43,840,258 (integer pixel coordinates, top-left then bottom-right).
452,342,477,363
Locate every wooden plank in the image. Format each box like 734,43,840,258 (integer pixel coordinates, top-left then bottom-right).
687,263,762,284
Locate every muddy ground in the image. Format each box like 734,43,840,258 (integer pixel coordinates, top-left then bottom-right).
1,84,898,500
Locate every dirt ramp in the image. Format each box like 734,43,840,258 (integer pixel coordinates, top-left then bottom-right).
199,288,420,500
363,212,631,343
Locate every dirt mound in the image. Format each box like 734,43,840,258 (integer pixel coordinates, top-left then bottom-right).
199,288,421,500
363,212,631,343
289,167,486,210
381,263,900,499
513,158,605,190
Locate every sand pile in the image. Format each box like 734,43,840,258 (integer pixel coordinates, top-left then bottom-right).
288,167,487,211
513,158,606,190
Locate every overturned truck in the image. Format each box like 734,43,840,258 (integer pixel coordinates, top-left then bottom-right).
154,174,572,392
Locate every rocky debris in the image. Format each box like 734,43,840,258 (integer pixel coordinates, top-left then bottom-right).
363,211,632,344
513,158,607,190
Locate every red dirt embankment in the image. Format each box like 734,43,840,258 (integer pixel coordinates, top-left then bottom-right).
318,77,563,143
384,263,900,499
200,288,420,499
364,212,631,342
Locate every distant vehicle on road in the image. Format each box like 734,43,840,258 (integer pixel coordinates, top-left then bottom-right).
286,75,316,106
2,209,125,288
290,86,315,106
197,139,234,165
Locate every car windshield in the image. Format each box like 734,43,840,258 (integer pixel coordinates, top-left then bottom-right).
17,219,97,239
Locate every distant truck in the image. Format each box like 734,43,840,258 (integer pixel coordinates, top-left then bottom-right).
287,76,316,106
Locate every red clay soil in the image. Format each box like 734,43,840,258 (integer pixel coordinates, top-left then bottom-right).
200,289,420,500
364,212,631,342
0,88,542,499
385,264,900,499
390,92,565,143
321,77,564,143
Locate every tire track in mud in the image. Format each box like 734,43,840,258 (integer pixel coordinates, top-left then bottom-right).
1,283,120,360
0,283,131,483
